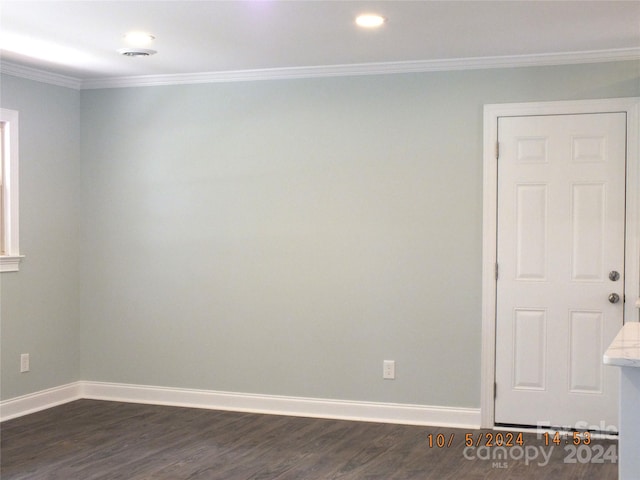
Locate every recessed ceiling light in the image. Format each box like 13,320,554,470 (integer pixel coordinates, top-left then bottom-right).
123,32,155,46
355,14,386,28
118,48,157,57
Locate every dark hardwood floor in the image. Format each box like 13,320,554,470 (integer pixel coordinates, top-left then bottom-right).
1,399,617,479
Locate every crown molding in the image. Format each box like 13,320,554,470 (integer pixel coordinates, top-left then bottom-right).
2,48,639,91
82,47,640,90
0,61,83,90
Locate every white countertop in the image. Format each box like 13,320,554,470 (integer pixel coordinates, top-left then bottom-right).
603,322,640,368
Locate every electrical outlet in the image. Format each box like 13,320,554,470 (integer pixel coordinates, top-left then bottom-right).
20,353,30,373
383,360,395,379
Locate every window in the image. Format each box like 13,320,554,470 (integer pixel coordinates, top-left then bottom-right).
1,108,22,272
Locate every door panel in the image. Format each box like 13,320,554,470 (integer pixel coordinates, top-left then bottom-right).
571,184,605,280
495,113,626,430
516,184,547,280
513,308,547,390
568,311,603,393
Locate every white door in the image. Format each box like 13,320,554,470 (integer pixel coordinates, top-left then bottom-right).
495,113,626,431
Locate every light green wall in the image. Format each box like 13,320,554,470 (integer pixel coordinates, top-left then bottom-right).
0,75,81,400
78,61,640,408
0,60,638,407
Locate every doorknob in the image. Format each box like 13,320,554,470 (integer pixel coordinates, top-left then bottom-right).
608,293,620,304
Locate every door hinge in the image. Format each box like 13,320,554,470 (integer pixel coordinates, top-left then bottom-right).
496,141,500,160
494,382,497,399
495,263,499,280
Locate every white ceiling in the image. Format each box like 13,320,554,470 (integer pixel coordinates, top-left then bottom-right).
1,0,639,87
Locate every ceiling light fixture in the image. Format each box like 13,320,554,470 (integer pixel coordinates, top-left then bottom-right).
355,14,385,28
118,47,157,57
124,32,155,46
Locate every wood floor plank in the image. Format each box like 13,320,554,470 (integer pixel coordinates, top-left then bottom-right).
1,400,618,479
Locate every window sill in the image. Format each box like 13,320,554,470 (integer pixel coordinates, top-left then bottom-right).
1,255,24,272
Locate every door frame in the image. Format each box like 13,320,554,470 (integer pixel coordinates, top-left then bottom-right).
481,97,640,429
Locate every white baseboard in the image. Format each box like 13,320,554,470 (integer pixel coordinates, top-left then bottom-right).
2,380,481,429
0,382,82,421
81,381,480,428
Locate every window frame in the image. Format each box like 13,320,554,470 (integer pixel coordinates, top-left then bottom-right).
1,108,23,272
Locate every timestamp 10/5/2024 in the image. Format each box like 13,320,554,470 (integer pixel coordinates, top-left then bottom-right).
427,430,595,449
426,431,617,466
427,432,526,449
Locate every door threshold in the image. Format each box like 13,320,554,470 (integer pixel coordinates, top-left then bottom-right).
494,423,618,440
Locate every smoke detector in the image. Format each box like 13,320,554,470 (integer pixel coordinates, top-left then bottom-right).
118,48,157,57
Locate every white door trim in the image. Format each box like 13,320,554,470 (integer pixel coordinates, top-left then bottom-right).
481,97,640,429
